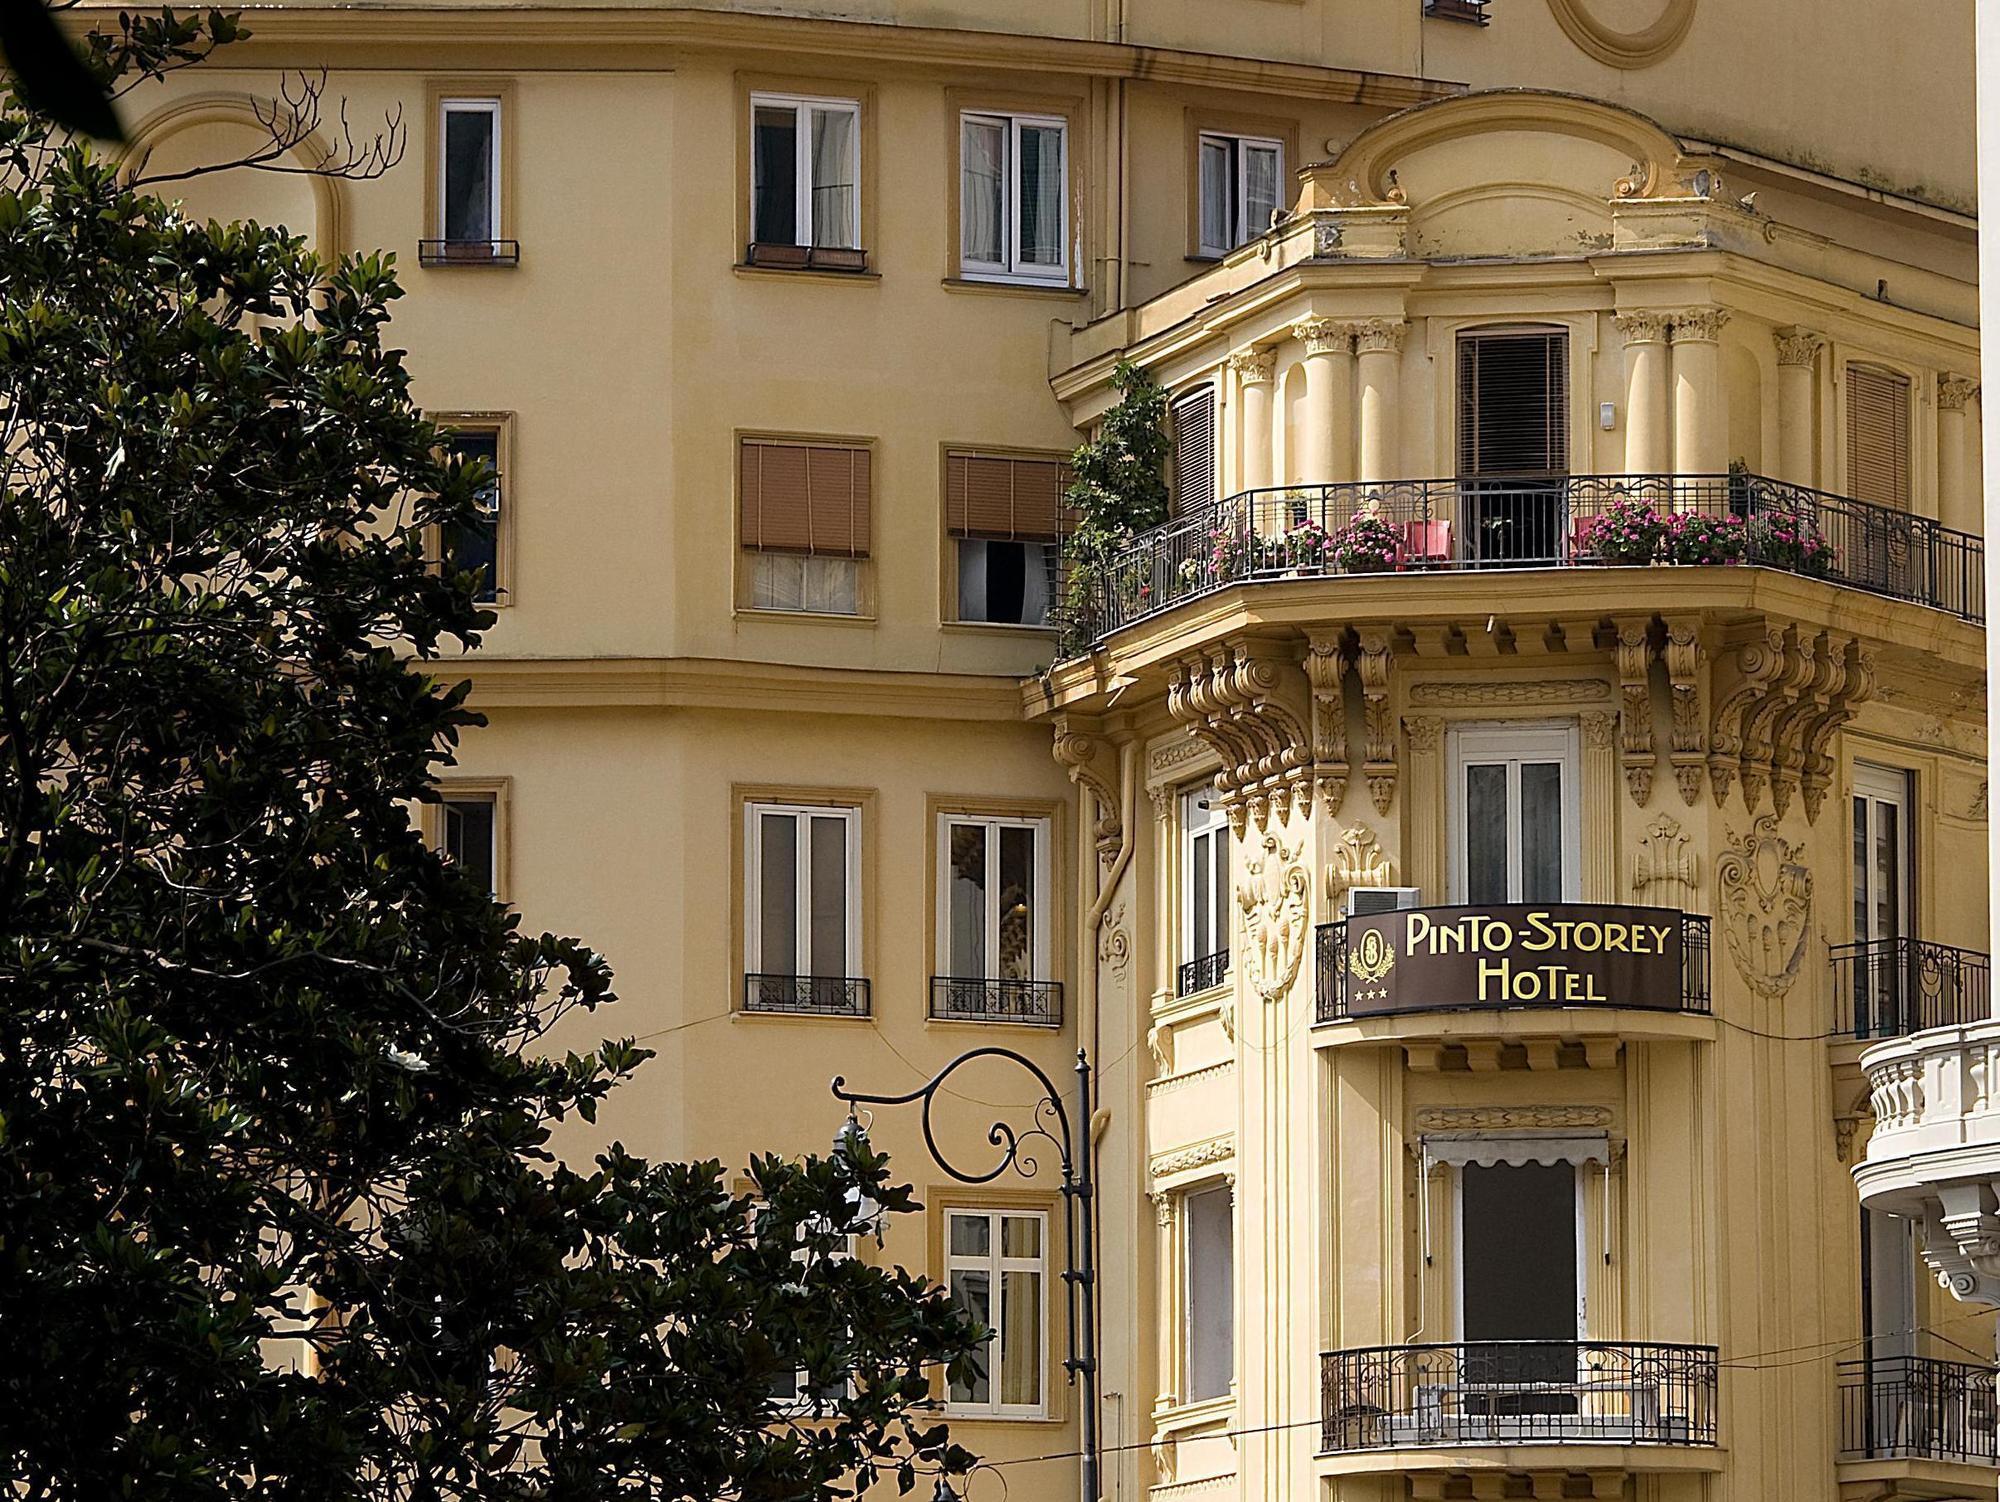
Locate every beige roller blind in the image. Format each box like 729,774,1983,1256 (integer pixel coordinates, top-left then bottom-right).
739,438,872,557
1846,365,1912,511
944,451,1074,542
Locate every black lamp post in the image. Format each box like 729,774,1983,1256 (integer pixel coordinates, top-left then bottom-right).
832,1047,1098,1502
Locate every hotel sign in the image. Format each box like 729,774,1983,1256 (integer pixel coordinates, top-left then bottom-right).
1343,903,1688,1015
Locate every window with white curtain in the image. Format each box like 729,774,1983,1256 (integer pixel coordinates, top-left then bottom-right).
1447,722,1579,904
745,803,860,981
960,111,1068,282
1196,132,1283,256
945,1208,1047,1417
750,94,861,251
1183,1183,1234,1402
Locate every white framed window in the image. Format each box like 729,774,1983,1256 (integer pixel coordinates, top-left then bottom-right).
1182,1183,1234,1402
959,111,1069,283
938,813,1052,981
438,97,501,246
945,1207,1048,1417
1197,132,1283,256
750,93,861,251
767,1224,856,1413
1853,763,1912,947
1181,785,1230,989
1447,722,1580,904
440,792,498,897
745,803,861,981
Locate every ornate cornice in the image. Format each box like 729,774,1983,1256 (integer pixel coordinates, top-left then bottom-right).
1408,678,1612,707
1773,327,1825,368
1415,1105,1612,1131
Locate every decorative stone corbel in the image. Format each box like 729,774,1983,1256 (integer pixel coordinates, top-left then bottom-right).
1165,637,1314,835
1613,617,1656,807
1631,813,1698,907
1799,641,1876,824
1355,627,1398,814
1052,714,1123,865
1304,630,1351,817
1708,626,1789,807
1661,615,1706,806
1737,628,1816,813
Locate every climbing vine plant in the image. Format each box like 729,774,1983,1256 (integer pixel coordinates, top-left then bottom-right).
1059,359,1170,651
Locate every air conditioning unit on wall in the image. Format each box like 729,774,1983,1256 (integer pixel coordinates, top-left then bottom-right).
1345,885,1424,917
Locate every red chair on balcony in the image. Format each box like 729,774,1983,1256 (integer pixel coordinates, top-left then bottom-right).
1401,519,1453,569
1569,514,1600,564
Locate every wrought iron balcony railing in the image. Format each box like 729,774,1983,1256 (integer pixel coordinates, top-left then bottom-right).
742,973,871,1018
418,239,522,267
1831,937,1991,1040
1314,909,1711,1022
1321,1341,1719,1453
928,976,1064,1026
1177,948,1229,997
1058,473,1984,652
1839,1356,1999,1465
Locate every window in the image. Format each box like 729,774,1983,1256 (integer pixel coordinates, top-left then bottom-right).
1448,722,1579,904
440,792,498,897
739,438,872,615
1849,763,1914,1036
947,451,1071,626
767,1224,855,1411
1183,1184,1234,1402
1171,386,1217,517
1458,1159,1583,1383
1180,786,1230,994
960,112,1068,283
939,814,1051,983
749,93,862,269
440,425,503,605
1847,364,1913,511
744,803,861,1011
1197,133,1283,256
945,1208,1047,1416
1458,330,1568,562
425,92,513,265
1861,1208,1919,1366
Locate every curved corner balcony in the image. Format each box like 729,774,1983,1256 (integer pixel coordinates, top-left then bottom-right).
1061,473,1984,653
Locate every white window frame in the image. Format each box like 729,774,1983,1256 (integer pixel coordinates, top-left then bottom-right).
1181,1180,1235,1403
1853,762,1913,945
1182,785,1230,970
744,802,862,979
944,1207,1049,1419
437,97,502,244
439,791,499,896
959,111,1070,285
935,812,1054,981
1449,1161,1588,1342
749,92,862,251
1196,131,1284,256
1446,721,1581,903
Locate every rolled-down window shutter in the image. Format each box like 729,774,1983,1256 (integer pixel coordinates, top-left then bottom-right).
945,452,1074,542
1846,365,1912,511
1171,387,1217,515
1457,331,1568,477
739,439,872,557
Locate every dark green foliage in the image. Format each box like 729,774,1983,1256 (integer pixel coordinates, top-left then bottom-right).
0,14,981,1499
1058,359,1170,650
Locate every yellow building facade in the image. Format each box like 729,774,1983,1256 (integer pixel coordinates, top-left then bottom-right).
101,0,1993,1497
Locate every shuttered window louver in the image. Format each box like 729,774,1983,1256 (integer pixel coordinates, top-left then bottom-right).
738,438,872,557
945,452,1075,542
1171,387,1217,515
1457,331,1569,478
1846,365,1912,511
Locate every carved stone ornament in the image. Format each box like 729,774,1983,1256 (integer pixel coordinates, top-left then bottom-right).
1228,347,1276,385
1312,214,1342,257
1631,813,1698,905
1304,630,1351,816
1716,814,1813,998
1098,903,1130,971
1614,618,1656,807
1236,830,1311,1004
1352,319,1407,356
1148,1136,1236,1179
1408,678,1611,707
1669,307,1729,343
1709,625,1873,822
1052,713,1123,864
1293,318,1353,357
1613,311,1670,345
1939,373,1981,412
1355,628,1398,814
1663,616,1706,806
1167,639,1316,834
1325,826,1393,904
1414,1105,1612,1132
1773,328,1825,369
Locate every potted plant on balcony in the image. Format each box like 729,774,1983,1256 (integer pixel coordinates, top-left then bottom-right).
1330,511,1401,574
1661,511,1747,566
1283,517,1333,574
1576,496,1666,564
1747,507,1834,577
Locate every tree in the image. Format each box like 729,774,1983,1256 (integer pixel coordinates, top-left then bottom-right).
0,14,982,1499
1058,359,1171,649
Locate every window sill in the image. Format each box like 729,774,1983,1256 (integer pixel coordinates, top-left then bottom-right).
734,263,882,285
1185,253,1225,266
733,606,878,627
942,276,1088,300
943,1409,1061,1426
732,1008,875,1025
1153,1392,1236,1431
939,619,1057,635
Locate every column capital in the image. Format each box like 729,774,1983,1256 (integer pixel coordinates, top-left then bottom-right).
1228,346,1276,384
1773,327,1826,368
1613,311,1671,345
1291,317,1354,357
1352,318,1407,355
1940,373,1981,411
1668,307,1730,344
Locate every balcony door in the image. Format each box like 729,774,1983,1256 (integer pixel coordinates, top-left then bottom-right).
1449,722,1580,904
1457,329,1569,563
1851,764,1912,1034
1457,1159,1583,1401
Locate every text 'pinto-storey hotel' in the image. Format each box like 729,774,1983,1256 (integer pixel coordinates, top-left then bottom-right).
110,0,1997,1496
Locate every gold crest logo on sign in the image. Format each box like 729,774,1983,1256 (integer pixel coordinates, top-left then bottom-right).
1348,926,1397,984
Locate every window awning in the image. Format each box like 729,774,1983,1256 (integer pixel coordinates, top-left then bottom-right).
1419,1131,1611,1168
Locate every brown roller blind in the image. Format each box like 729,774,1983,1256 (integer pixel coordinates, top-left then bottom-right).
1458,331,1568,477
738,438,872,557
1171,387,1216,515
944,452,1074,542
1846,365,1912,511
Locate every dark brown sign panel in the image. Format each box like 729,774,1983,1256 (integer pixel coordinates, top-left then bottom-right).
1342,903,1688,1016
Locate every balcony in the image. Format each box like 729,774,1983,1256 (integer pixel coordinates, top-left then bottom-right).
928,976,1063,1026
741,973,871,1018
1839,1356,1998,1466
417,238,522,267
1320,1341,1719,1453
1832,938,1992,1041
1177,948,1229,997
1061,473,1983,653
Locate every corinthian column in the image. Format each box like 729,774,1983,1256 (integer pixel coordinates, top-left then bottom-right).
1670,308,1730,479
1291,319,1355,487
1615,312,1672,475
1231,347,1277,495
1939,374,1981,533
1353,319,1406,484
1774,328,1825,487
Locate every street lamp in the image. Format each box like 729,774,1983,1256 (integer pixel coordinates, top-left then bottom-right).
831,1047,1098,1502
